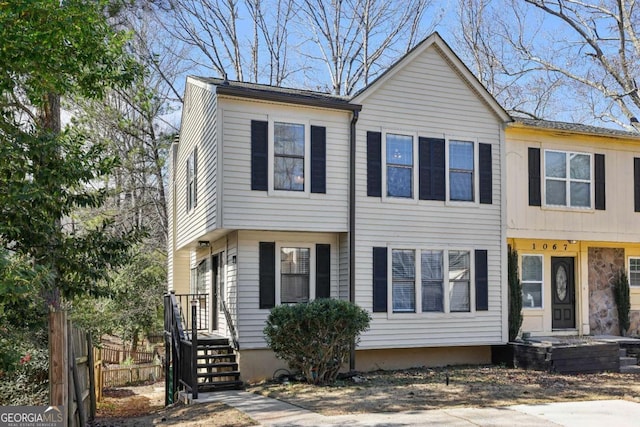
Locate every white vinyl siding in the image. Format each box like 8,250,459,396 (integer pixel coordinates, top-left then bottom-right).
353,43,505,348
235,231,341,349
221,99,351,232
175,80,218,249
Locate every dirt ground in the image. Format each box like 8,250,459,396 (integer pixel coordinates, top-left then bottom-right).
90,366,640,425
248,365,640,415
90,382,256,427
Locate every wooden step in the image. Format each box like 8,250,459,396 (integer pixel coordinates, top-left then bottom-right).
197,370,240,379
620,356,638,367
198,380,244,392
197,344,234,352
197,353,236,362
198,361,238,369
620,365,640,374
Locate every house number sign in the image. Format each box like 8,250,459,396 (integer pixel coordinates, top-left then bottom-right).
531,242,570,251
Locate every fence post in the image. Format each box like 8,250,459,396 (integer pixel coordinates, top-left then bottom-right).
191,299,198,400
49,311,69,426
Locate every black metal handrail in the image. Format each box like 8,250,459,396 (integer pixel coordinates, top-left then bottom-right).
222,300,240,350
174,293,209,335
164,292,186,405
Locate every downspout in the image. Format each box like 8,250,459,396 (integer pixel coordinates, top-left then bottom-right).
349,109,359,371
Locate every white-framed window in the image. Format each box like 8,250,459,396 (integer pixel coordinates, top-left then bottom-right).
273,122,305,191
392,249,416,312
190,258,207,294
421,250,444,312
544,150,592,208
521,254,543,308
390,248,472,314
629,257,640,287
449,250,471,312
386,133,414,198
280,247,311,303
449,140,475,201
186,149,197,211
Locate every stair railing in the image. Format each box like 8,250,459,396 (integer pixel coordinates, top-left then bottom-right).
222,300,240,350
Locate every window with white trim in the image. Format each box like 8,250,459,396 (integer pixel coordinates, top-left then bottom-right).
521,255,543,308
544,150,592,208
392,249,416,312
449,141,474,201
629,257,640,287
386,134,413,198
280,247,310,303
421,250,444,312
449,250,470,312
274,122,305,191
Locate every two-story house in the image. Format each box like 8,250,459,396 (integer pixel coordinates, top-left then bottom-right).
506,118,640,337
168,33,511,382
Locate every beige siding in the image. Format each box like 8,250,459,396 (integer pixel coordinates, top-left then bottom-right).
506,128,640,242
175,79,218,249
353,44,506,348
220,98,351,232
235,230,341,349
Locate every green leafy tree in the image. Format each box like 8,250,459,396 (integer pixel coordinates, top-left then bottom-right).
508,246,523,341
0,0,140,386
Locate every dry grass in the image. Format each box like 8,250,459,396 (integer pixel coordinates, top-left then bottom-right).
248,365,640,415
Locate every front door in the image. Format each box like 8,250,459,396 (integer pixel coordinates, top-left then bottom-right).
211,254,219,331
551,257,575,329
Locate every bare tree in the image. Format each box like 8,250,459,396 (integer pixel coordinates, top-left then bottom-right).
454,0,640,130
297,0,439,95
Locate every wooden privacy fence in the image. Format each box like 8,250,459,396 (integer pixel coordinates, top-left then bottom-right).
102,364,163,388
101,346,155,364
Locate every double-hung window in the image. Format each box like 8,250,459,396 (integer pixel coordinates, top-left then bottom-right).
521,255,543,308
392,250,416,312
544,150,592,208
449,141,474,201
421,250,444,312
630,257,640,287
449,251,470,312
280,247,310,303
274,122,305,191
386,134,414,198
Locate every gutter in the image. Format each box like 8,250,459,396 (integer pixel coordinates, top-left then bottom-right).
349,109,359,371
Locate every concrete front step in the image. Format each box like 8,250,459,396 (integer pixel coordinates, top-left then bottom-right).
620,364,640,374
620,356,638,367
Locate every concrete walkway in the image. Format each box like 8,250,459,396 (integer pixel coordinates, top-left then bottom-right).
183,390,640,426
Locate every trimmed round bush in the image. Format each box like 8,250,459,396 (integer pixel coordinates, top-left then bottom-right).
264,298,370,385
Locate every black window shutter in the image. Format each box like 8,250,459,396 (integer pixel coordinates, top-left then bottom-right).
193,147,198,208
418,137,446,201
635,158,640,212
311,125,326,194
367,131,382,197
251,120,268,191
259,242,276,309
594,153,605,210
479,143,492,204
528,148,541,206
316,244,331,298
475,250,488,311
372,247,388,312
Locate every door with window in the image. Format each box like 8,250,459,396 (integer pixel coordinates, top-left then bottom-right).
551,257,575,329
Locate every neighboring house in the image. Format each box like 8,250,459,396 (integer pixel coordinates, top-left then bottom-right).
505,118,640,337
167,32,511,382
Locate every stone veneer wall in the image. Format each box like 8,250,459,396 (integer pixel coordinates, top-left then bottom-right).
588,247,624,335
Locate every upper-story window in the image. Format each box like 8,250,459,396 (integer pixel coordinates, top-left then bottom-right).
629,257,640,287
251,120,326,194
386,134,413,198
449,141,474,201
369,131,492,204
544,150,591,208
186,148,197,212
274,122,305,191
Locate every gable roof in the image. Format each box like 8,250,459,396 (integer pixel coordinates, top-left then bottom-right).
189,76,361,112
351,32,510,123
509,117,640,140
